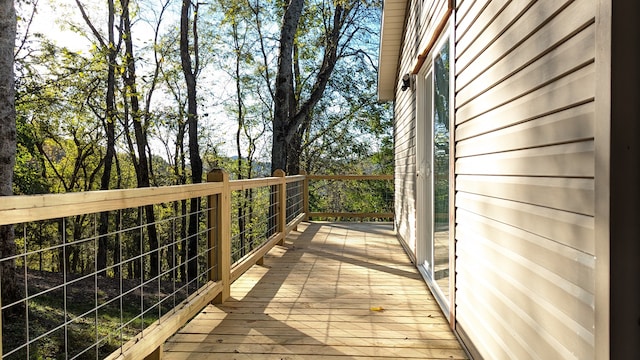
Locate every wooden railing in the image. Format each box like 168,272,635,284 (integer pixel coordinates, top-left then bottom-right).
0,171,392,360
306,174,394,220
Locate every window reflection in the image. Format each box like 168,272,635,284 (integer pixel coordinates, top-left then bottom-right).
433,40,450,301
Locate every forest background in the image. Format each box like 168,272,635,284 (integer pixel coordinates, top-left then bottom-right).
12,0,391,199
0,0,392,357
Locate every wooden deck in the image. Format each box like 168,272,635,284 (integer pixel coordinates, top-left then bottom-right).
163,222,467,359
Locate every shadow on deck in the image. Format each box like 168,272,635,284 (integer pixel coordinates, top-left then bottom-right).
163,222,467,359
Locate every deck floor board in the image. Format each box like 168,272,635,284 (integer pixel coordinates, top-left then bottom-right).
163,222,467,359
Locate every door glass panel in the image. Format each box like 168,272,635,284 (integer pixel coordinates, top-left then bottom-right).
422,72,434,275
433,40,450,301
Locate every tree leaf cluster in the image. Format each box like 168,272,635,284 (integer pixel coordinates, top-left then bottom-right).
8,0,386,313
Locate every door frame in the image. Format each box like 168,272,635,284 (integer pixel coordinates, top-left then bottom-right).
415,23,454,320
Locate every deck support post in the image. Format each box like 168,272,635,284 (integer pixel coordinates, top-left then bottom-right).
208,169,231,304
274,169,287,246
299,170,309,223
143,344,163,360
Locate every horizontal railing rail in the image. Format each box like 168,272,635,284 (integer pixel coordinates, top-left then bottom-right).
0,183,226,226
0,170,391,360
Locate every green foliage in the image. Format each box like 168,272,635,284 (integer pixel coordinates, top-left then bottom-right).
309,178,393,221
2,271,164,360
5,1,393,356
230,187,272,262
14,116,48,195
292,1,392,175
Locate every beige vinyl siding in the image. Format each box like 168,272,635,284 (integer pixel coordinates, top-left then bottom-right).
393,63,416,253
393,0,416,250
393,6,417,251
394,0,449,256
453,0,597,359
417,0,448,52
455,0,475,26
394,87,416,253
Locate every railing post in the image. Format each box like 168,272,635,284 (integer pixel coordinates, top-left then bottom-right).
300,170,309,222
273,169,287,246
208,169,230,304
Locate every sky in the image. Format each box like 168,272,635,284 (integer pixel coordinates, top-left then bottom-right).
19,0,259,160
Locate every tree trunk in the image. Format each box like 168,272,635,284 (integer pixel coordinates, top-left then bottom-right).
174,121,187,282
98,0,118,276
272,1,347,174
181,0,203,280
112,209,121,278
180,199,187,282
0,0,19,306
286,136,301,175
272,0,304,173
121,0,159,278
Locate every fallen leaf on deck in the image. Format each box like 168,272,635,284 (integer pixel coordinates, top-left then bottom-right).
369,306,385,312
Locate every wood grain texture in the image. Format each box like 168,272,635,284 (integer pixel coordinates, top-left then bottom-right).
0,182,224,225
163,222,467,359
105,281,223,360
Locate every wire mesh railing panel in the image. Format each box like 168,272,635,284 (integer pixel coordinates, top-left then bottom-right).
308,177,394,221
229,185,278,266
0,172,395,359
285,180,304,225
0,196,215,360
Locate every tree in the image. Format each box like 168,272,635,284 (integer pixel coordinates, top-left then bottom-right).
272,0,303,173
180,0,204,279
213,0,270,256
2,0,391,289
14,114,49,195
99,0,118,275
0,0,19,304
73,0,122,274
119,0,161,278
272,0,375,174
300,28,392,175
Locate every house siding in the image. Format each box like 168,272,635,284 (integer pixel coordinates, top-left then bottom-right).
453,0,597,359
394,87,416,254
394,0,449,262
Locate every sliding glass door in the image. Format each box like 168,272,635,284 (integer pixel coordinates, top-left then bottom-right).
417,34,451,315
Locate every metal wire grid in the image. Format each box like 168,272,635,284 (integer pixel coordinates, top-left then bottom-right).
308,178,394,220
285,180,304,224
229,185,278,265
1,197,216,360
